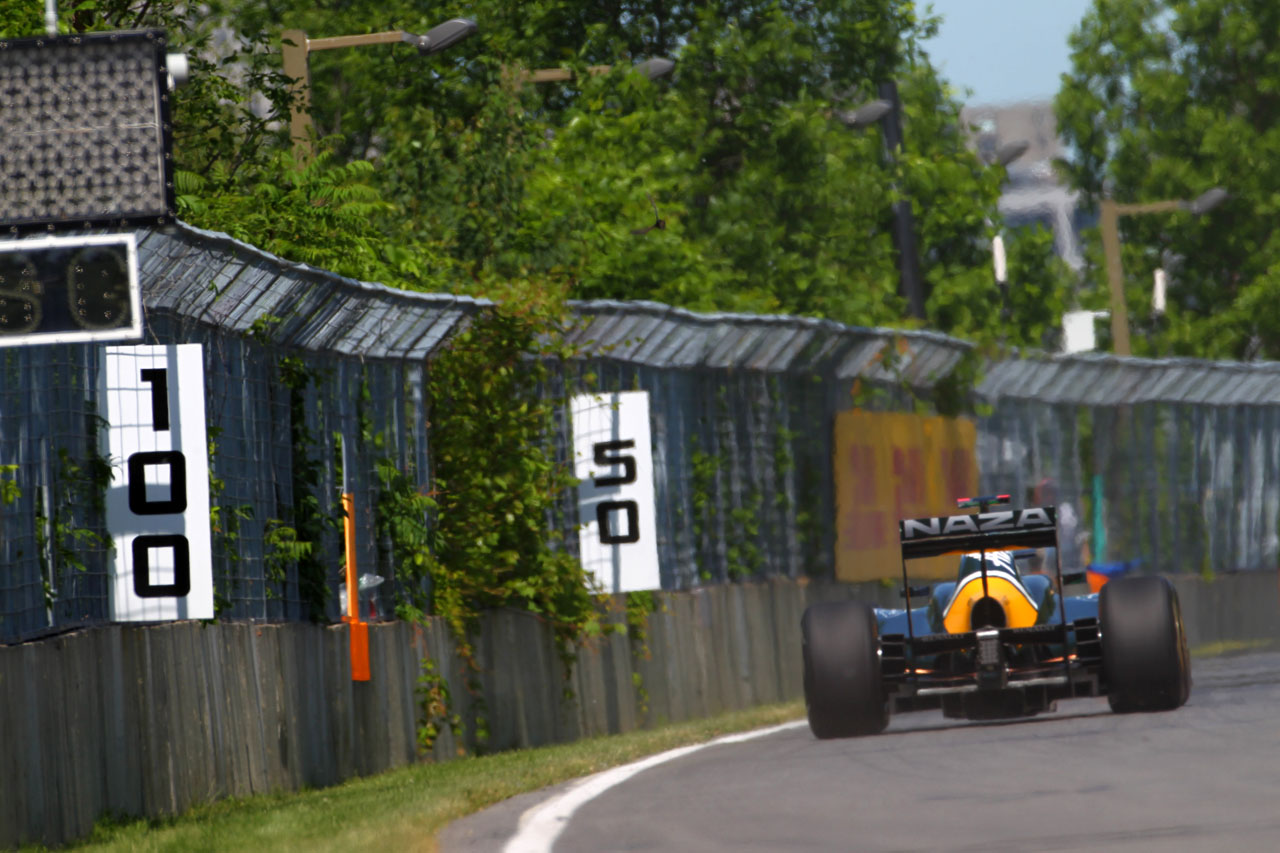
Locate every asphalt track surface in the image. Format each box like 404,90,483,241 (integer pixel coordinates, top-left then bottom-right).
441,650,1280,853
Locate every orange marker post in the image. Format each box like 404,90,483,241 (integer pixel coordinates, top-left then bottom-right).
342,492,371,681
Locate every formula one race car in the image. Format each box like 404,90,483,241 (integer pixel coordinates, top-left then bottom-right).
802,495,1191,737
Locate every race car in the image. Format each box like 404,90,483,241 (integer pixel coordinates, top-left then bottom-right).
801,495,1191,737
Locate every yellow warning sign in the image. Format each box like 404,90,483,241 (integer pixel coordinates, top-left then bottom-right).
833,410,979,581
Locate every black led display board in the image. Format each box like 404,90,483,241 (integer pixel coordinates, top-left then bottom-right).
0,233,141,347
0,29,175,233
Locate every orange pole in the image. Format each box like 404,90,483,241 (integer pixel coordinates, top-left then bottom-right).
342,492,358,622
342,491,370,681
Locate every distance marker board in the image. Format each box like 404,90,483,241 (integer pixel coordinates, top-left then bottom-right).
100,344,213,621
572,390,660,593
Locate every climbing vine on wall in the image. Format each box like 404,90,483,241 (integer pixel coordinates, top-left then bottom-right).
38,418,113,611
622,590,659,718
265,355,340,620
414,288,601,751
207,427,255,615
372,454,437,614
726,490,765,579
688,435,720,582
0,464,19,507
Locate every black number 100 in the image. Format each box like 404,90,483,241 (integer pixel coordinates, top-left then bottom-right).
129,367,192,598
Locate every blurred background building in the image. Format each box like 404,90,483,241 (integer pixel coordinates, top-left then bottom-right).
964,100,1089,271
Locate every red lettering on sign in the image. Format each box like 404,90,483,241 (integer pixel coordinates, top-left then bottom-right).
893,447,924,516
843,509,887,548
849,445,877,504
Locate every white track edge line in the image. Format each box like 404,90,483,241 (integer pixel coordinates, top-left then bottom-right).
502,719,807,853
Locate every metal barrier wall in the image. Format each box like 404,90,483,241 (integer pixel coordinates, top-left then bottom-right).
0,224,488,643
0,223,968,643
977,355,1280,575
2,221,1278,644
559,306,967,588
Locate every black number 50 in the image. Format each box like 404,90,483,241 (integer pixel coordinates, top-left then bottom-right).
593,440,637,485
592,440,640,544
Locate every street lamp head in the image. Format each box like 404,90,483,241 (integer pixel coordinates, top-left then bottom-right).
632,57,675,80
407,18,477,55
1187,186,1229,216
838,98,891,129
992,139,1030,167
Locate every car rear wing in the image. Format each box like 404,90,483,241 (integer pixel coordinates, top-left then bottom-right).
898,506,1058,560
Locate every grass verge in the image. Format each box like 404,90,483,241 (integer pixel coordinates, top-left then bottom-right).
46,701,804,853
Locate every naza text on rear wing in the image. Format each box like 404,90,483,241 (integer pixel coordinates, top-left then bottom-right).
898,506,1059,560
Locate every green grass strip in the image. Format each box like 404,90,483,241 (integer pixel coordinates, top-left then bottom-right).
43,702,804,853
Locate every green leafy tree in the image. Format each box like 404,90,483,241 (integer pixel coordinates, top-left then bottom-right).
0,0,1067,339
512,6,904,321
1056,0,1280,358
172,0,1058,339
177,152,402,284
1003,223,1075,349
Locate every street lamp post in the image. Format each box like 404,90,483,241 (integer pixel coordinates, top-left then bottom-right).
1099,187,1228,356
876,81,926,321
836,93,928,319
281,18,477,159
839,98,1025,324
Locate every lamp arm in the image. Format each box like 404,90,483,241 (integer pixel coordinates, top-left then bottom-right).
1113,199,1184,216
306,30,406,52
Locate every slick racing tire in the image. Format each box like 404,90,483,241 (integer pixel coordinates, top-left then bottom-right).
1100,575,1191,713
801,600,888,738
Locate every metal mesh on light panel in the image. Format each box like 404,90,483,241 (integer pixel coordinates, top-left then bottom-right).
0,29,174,231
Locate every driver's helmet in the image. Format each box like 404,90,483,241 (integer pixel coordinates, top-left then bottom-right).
956,549,1019,583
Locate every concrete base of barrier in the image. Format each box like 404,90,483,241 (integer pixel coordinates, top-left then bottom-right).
1168,570,1280,650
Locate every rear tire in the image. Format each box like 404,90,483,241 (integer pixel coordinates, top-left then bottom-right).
1100,576,1190,713
801,600,888,737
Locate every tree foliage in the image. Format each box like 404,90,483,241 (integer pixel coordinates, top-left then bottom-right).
1,0,1067,345
1057,0,1280,358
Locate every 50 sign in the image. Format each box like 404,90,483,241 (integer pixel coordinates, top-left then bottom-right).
102,344,213,621
592,439,640,545
572,392,660,593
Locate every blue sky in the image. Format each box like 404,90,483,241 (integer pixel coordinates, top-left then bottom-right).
921,0,1096,106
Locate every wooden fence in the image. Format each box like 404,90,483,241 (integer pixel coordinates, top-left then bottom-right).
2,574,1276,849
